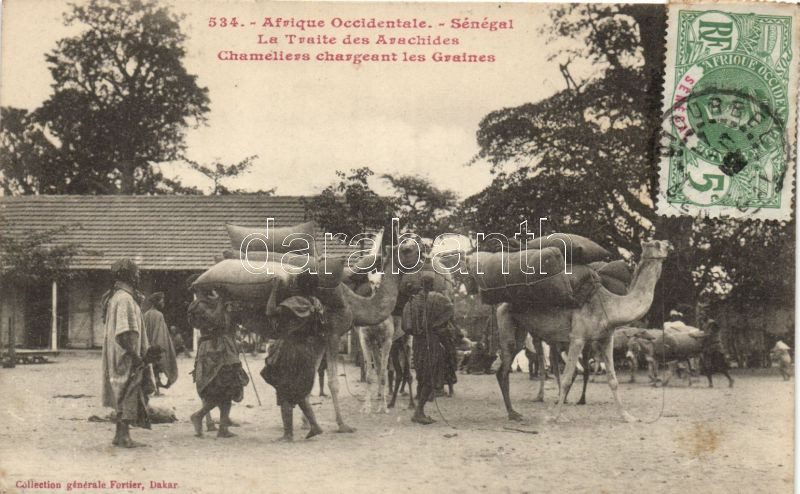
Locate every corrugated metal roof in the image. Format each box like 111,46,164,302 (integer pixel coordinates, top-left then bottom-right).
0,195,358,270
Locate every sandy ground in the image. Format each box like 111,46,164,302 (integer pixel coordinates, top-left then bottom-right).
0,352,793,494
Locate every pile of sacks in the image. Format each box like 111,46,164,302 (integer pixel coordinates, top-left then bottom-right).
467,234,632,307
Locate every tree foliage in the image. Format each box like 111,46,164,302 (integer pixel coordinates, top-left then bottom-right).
0,222,82,287
0,0,210,195
304,168,459,248
303,168,397,239
0,108,63,195
381,174,458,238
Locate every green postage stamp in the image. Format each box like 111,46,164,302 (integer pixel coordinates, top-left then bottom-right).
658,3,798,220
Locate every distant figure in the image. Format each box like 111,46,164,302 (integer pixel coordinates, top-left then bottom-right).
403,277,454,425
463,340,497,375
771,341,792,380
664,309,691,332
262,272,325,442
700,319,734,388
522,334,551,380
170,325,191,358
439,322,460,397
101,258,154,448
143,292,179,394
665,309,697,376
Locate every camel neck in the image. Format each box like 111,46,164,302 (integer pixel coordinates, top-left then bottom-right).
602,258,663,326
341,265,401,326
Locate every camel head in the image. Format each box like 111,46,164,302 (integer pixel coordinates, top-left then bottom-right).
640,239,673,260
383,236,428,274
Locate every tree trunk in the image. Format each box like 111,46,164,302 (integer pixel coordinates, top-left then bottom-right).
120,160,135,194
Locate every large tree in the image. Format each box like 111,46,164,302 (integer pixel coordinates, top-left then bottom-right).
1,0,209,194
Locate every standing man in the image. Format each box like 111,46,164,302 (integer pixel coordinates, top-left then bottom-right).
403,276,454,425
262,272,325,442
187,288,249,439
101,258,153,448
143,292,179,394
700,319,735,388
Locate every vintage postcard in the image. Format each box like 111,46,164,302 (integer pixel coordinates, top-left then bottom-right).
0,1,796,493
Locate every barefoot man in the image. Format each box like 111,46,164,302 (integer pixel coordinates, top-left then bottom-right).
187,290,249,439
404,276,454,425
101,258,152,448
261,272,325,442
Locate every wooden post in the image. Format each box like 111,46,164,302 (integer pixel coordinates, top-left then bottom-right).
51,280,58,351
5,314,16,368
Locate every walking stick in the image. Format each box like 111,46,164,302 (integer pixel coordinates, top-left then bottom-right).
235,339,262,406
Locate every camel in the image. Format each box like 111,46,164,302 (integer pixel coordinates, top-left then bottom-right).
494,239,673,423
356,316,395,413
352,233,405,414
190,240,419,433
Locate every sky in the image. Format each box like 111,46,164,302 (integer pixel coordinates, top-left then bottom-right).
0,0,582,197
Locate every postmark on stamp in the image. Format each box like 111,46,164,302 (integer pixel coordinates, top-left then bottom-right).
657,3,798,221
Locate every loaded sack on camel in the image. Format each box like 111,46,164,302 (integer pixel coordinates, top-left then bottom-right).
193,220,383,333
202,220,353,292
468,234,632,307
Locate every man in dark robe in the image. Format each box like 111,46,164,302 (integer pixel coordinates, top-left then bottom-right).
262,272,325,442
143,292,179,394
101,258,155,448
700,319,734,388
403,276,454,425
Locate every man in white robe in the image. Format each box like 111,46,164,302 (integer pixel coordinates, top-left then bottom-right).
101,258,152,448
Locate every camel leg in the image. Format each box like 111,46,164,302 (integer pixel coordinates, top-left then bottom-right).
662,362,674,387
376,322,393,413
577,346,590,405
554,338,584,422
388,340,401,409
562,346,588,405
723,370,734,388
551,345,568,403
532,337,545,402
357,327,375,414
495,304,526,421
325,335,356,433
598,336,637,423
318,352,327,397
403,337,415,409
